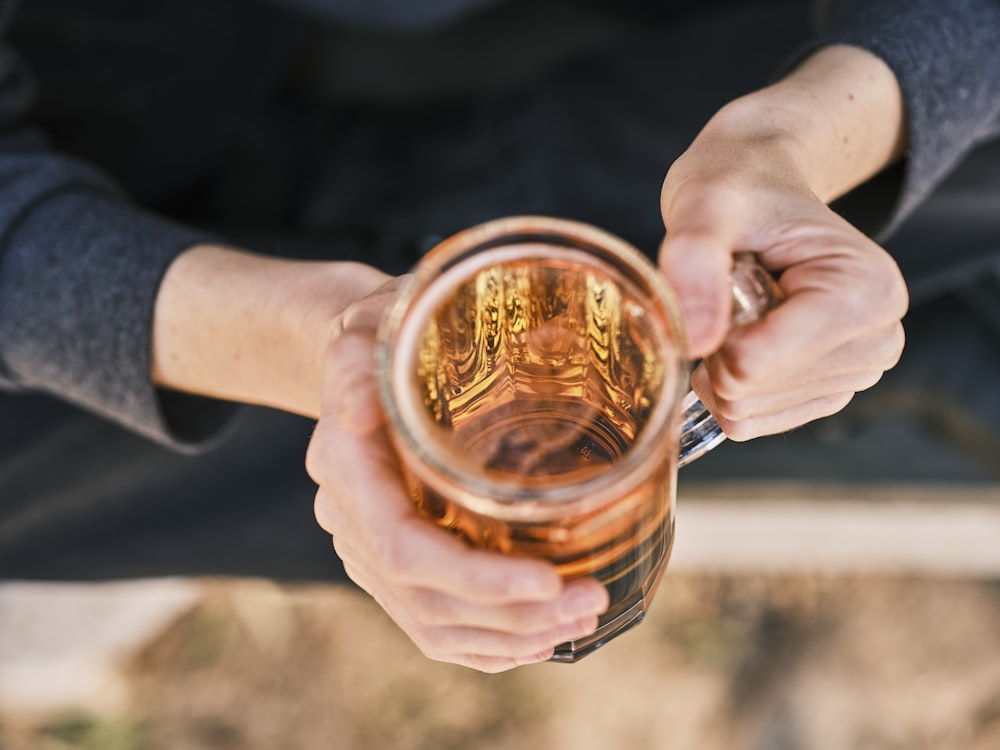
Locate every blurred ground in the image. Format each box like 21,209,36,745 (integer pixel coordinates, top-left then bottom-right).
4,376,1000,750
4,321,1000,749
2,572,1000,750
2,3,1000,745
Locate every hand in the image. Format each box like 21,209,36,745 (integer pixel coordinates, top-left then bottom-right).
306,279,610,672
153,248,609,672
657,45,910,441
659,143,908,441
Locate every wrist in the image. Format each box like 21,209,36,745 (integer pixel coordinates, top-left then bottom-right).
692,44,906,203
152,244,390,419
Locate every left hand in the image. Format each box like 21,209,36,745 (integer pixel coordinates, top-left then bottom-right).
306,279,610,673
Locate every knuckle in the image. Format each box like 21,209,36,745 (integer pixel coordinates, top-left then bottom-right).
852,370,884,393
312,491,336,535
836,281,876,328
816,392,855,420
303,433,327,483
342,562,366,589
712,346,769,395
711,394,754,422
719,417,757,443
874,257,910,320
330,535,350,563
886,323,906,368
835,325,903,381
856,249,909,322
705,365,741,401
703,358,743,400
667,175,745,214
413,629,447,662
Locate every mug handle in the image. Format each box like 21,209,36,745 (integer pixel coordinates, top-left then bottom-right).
677,254,785,467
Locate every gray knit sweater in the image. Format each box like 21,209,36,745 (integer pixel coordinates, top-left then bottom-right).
0,0,998,450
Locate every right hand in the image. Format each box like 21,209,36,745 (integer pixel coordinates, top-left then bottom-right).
305,279,609,673
657,45,910,442
659,150,908,441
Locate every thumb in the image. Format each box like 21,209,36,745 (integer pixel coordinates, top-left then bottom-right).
323,330,384,436
659,229,735,358
320,277,408,435
659,193,748,358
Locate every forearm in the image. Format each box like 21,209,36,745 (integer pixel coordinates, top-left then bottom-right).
805,0,1000,236
681,44,907,203
152,244,391,419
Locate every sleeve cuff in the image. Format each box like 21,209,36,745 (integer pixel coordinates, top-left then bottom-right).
0,189,244,453
783,0,1000,240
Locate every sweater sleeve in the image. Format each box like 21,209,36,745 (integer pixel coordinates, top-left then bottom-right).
798,0,1000,239
0,18,241,452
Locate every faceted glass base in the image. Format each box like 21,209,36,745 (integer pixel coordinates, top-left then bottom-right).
549,534,673,663
549,597,650,662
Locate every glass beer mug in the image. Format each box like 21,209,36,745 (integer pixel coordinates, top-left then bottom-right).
377,216,781,662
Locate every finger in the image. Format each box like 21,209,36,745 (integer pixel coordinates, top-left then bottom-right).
339,550,594,672
320,279,411,436
705,298,880,395
340,557,383,607
659,186,758,357
443,653,551,674
694,365,883,425
720,248,908,382
414,615,601,663
330,500,607,634
336,553,558,669
373,514,566,604
315,411,564,604
403,578,609,633
703,321,905,401
332,275,411,335
311,501,386,603
321,330,384,435
695,385,857,441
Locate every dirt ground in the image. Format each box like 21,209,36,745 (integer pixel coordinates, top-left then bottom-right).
2,573,999,750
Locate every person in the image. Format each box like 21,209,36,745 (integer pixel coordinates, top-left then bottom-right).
0,0,997,672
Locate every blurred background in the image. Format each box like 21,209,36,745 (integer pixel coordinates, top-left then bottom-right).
3,0,1000,747
3,429,1000,750
3,554,1000,750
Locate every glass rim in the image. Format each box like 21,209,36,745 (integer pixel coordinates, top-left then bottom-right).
376,215,690,516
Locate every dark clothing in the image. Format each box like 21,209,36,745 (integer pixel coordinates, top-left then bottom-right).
1,0,1000,580
1,0,999,449
804,0,1000,238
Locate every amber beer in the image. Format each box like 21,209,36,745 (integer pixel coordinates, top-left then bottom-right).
378,217,688,661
